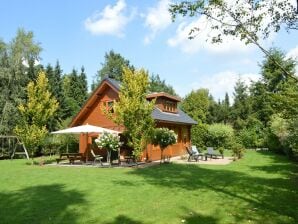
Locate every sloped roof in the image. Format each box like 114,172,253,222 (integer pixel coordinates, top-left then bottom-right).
146,92,181,102
152,107,197,125
71,77,197,126
105,77,121,90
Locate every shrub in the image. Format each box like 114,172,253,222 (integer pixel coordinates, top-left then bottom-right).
206,123,234,148
151,128,177,162
268,114,294,157
191,123,208,148
231,142,245,160
238,128,265,148
95,132,121,165
217,147,224,155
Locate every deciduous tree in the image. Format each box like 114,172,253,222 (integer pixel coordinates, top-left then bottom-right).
0,29,42,134
112,67,155,159
14,71,58,159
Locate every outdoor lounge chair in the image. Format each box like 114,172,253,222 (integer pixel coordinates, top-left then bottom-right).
186,146,204,162
206,147,223,159
91,149,103,166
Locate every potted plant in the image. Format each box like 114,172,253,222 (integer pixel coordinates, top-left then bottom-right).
95,132,121,166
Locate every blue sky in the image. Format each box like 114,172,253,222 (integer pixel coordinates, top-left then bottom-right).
1,0,297,100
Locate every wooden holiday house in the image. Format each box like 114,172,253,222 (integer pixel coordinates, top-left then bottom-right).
70,77,197,162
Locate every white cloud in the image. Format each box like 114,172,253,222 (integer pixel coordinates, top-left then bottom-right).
167,16,251,54
22,58,40,67
177,71,260,101
84,0,134,37
143,0,172,44
287,46,298,60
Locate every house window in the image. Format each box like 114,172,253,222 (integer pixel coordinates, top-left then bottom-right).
164,100,176,113
102,101,114,113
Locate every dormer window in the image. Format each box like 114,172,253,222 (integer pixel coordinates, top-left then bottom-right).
164,100,177,113
146,92,180,114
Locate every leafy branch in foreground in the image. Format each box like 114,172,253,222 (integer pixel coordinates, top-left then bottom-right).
170,0,298,81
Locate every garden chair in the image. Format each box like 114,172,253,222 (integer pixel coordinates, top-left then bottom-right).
206,147,222,159
91,149,103,166
186,146,203,162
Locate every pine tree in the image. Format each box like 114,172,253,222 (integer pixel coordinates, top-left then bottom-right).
62,67,88,118
78,66,88,106
231,79,251,129
149,74,177,95
222,93,231,124
92,50,134,90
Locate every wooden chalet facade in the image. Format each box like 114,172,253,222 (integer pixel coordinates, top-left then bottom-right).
70,78,197,162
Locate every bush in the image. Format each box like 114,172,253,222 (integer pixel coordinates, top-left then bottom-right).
95,132,121,165
238,128,265,148
206,123,234,148
151,128,177,162
152,128,177,149
268,114,294,157
191,123,208,148
231,142,245,160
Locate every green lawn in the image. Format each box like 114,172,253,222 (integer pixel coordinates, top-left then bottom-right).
0,151,297,224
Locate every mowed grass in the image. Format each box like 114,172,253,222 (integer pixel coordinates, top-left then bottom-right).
0,151,297,224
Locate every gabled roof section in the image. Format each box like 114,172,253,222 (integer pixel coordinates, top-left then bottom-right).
70,77,120,126
152,107,197,125
70,77,197,127
146,92,181,102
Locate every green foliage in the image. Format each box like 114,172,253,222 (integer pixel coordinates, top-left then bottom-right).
191,123,208,148
46,118,79,154
217,146,224,155
14,71,59,158
45,61,68,131
170,0,298,81
15,124,48,157
231,142,245,160
238,128,257,149
181,88,210,123
149,74,177,96
237,117,265,148
152,128,177,162
206,123,234,148
287,118,298,155
62,67,88,117
92,50,134,89
112,67,155,159
0,28,42,134
95,132,121,165
95,132,121,152
268,114,294,157
231,79,251,129
152,128,177,149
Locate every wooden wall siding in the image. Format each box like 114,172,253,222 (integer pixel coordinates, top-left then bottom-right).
146,123,191,161
155,98,164,111
155,97,178,113
73,81,192,162
75,87,121,160
80,88,119,129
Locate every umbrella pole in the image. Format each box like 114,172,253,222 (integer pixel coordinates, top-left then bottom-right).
85,134,88,163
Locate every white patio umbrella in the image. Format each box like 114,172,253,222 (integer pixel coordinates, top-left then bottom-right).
51,124,120,135
52,124,120,162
